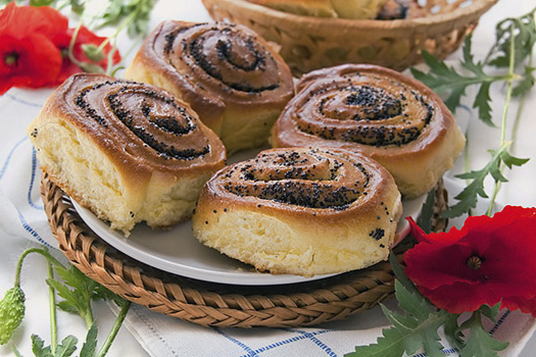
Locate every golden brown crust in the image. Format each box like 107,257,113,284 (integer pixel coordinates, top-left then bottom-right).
126,21,294,134
272,64,465,197
49,74,226,179
203,147,394,221
192,147,402,276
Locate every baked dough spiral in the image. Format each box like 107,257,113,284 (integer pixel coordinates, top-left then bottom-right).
126,21,294,153
193,147,402,276
272,64,465,197
28,73,226,235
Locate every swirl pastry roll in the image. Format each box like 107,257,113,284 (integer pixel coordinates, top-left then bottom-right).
192,147,402,276
126,21,294,154
272,64,465,198
28,74,226,235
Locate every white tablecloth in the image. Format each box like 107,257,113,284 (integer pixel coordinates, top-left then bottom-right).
0,0,535,356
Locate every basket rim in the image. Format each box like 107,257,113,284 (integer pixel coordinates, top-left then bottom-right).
203,0,498,30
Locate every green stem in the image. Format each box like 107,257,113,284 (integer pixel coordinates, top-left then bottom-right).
486,182,502,216
463,126,473,216
11,344,23,357
67,24,86,68
48,262,58,355
430,74,515,93
83,303,95,329
108,40,141,77
12,248,63,353
96,301,131,357
511,93,527,153
14,248,64,287
511,53,533,153
103,9,143,75
490,59,535,217
486,26,517,216
473,311,483,328
106,39,119,76
97,10,138,54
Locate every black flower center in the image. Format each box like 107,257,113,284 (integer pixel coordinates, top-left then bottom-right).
466,255,483,270
4,52,18,67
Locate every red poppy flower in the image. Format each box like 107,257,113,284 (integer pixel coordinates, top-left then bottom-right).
0,3,121,94
0,33,62,94
0,3,68,42
404,206,536,315
502,296,536,316
0,3,66,94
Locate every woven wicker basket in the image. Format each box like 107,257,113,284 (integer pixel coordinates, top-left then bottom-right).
202,0,497,74
41,174,448,328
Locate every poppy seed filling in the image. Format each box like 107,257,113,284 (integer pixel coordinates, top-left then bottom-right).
162,23,281,94
73,80,210,160
295,74,435,147
219,149,373,210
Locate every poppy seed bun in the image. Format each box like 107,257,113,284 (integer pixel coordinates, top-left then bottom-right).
192,147,402,276
28,74,226,235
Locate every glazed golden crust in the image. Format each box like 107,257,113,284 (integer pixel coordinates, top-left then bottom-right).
272,64,465,197
51,74,226,179
126,21,294,150
28,73,226,234
192,147,402,276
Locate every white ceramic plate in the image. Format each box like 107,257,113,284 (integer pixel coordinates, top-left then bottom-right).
72,149,425,286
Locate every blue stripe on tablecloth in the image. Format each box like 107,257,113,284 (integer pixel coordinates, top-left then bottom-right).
17,209,50,248
28,148,44,210
6,93,44,108
0,137,49,246
0,138,43,210
238,329,332,357
0,136,28,180
284,328,338,357
490,310,511,335
215,328,258,357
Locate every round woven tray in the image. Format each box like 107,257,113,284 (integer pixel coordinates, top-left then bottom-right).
202,0,497,74
41,175,447,328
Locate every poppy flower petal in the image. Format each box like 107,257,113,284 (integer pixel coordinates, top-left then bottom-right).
0,33,62,94
502,296,536,316
404,206,536,316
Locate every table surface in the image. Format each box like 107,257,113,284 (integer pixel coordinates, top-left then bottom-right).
0,0,535,356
